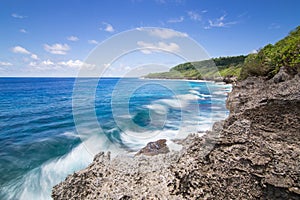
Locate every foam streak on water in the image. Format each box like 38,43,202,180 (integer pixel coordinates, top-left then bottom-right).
0,78,231,199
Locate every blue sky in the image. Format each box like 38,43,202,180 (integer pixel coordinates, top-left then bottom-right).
0,0,299,77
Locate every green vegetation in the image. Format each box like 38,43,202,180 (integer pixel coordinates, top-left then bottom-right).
145,55,246,80
145,26,300,80
240,26,300,79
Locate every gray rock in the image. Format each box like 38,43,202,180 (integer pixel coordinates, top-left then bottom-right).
52,72,300,200
272,66,293,83
135,139,170,156
223,76,238,84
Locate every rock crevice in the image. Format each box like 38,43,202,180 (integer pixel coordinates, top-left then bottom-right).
52,73,300,199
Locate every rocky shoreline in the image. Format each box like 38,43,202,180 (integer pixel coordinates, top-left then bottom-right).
52,69,300,199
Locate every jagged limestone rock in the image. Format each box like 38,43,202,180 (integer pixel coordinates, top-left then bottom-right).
52,74,300,200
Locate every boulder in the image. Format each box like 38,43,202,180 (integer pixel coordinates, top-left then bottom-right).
52,72,300,200
135,139,170,156
272,66,293,83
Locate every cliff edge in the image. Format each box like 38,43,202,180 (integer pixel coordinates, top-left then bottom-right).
52,70,300,199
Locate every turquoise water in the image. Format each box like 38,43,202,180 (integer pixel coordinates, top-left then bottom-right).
0,78,231,199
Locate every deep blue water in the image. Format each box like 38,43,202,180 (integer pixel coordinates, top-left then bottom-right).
0,77,231,199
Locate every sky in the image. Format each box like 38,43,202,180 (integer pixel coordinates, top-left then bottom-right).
0,0,299,77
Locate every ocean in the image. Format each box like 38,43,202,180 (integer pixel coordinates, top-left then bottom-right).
0,77,231,199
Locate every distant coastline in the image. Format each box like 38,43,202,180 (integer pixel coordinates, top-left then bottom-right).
143,55,245,84
52,68,300,199
140,76,217,83
52,25,300,200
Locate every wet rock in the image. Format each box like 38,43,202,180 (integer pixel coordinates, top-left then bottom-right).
168,74,300,199
52,73,300,200
135,139,170,156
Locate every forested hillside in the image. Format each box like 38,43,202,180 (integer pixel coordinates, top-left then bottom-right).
145,55,246,80
145,26,300,81
240,26,300,79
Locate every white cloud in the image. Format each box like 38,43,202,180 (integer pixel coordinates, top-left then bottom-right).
157,42,180,52
29,59,95,71
249,49,258,54
0,61,13,66
206,14,237,29
19,29,27,33
11,46,31,54
103,63,111,68
100,22,115,33
58,60,95,69
105,23,114,32
144,28,188,39
137,41,180,54
107,63,131,72
167,16,184,23
29,59,54,68
11,13,27,19
67,36,79,41
44,43,70,55
31,54,39,60
187,11,201,21
29,60,53,68
29,61,37,67
11,45,39,60
29,59,60,71
41,59,55,66
88,40,99,45
103,62,135,77
125,66,131,70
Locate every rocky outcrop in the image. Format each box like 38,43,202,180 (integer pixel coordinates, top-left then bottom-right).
52,73,300,199
135,139,170,156
52,151,180,199
168,74,300,199
223,75,238,84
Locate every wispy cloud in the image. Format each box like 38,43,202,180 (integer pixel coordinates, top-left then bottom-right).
29,60,52,67
187,11,201,21
137,41,180,54
167,16,184,23
11,45,39,60
139,28,188,39
205,14,237,29
19,29,27,33
29,59,95,70
0,61,13,66
44,43,70,55
11,13,27,19
268,23,280,29
155,0,166,4
130,0,143,3
29,59,59,71
154,0,186,5
237,11,248,19
11,46,31,54
100,22,115,33
41,59,54,66
104,63,132,77
249,49,258,54
58,60,95,69
31,54,38,60
67,36,79,41
88,40,99,45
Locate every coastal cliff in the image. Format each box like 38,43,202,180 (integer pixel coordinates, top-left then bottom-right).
52,68,300,199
